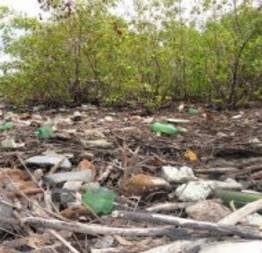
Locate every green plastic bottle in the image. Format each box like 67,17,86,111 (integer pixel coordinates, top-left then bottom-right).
35,126,54,139
82,186,117,215
0,122,14,131
188,107,199,115
151,122,178,135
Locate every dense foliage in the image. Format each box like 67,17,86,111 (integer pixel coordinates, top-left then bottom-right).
0,0,261,108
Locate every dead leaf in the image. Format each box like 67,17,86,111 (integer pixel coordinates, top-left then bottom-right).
184,149,198,161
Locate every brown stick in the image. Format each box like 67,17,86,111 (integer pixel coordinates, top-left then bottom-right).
22,217,180,237
113,211,262,239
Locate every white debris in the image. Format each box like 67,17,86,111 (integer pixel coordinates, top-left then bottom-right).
242,213,262,229
199,241,262,253
166,118,190,124
26,153,72,169
63,181,83,191
1,138,25,149
209,178,243,190
175,178,243,202
175,181,212,202
104,116,114,122
81,139,112,148
162,166,196,183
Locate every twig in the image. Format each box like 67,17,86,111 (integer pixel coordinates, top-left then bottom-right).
219,199,262,225
146,202,193,212
22,217,182,237
48,229,80,253
113,210,262,239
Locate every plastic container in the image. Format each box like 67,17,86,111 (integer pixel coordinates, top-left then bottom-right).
0,122,14,131
82,186,116,215
151,122,178,135
35,126,54,138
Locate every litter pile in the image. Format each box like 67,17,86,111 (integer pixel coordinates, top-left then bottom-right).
0,103,261,253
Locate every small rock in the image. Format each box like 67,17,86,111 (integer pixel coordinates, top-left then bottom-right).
186,200,231,222
162,166,196,183
45,171,94,185
175,181,212,202
81,139,112,149
26,154,72,170
63,181,83,191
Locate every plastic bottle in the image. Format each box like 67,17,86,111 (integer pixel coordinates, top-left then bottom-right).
82,186,116,215
151,122,178,135
35,126,54,138
0,122,14,131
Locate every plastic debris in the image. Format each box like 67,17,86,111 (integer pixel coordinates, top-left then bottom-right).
214,190,262,207
35,126,54,138
0,122,14,131
151,122,179,135
71,111,82,121
52,189,76,205
1,138,25,149
178,103,185,112
104,116,114,122
81,139,112,148
26,153,72,169
175,181,212,202
45,171,94,185
166,118,190,124
63,181,83,191
82,186,117,215
162,165,196,183
188,107,199,115
199,241,262,253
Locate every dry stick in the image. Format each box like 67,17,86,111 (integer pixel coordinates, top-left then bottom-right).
22,217,180,237
113,210,262,240
146,202,193,212
48,229,80,253
219,199,262,225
